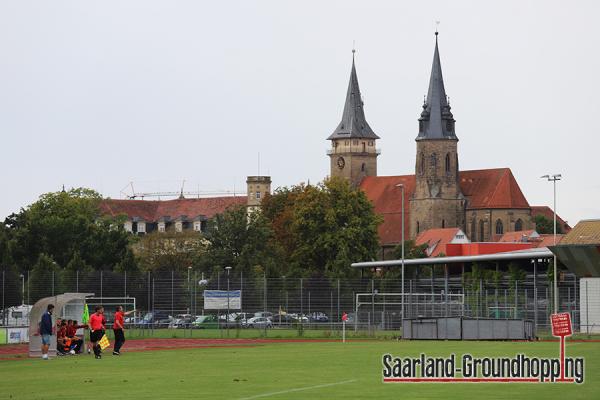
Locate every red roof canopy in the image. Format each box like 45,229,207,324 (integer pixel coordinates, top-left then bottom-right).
100,196,247,222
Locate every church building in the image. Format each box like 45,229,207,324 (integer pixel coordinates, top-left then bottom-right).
328,33,564,257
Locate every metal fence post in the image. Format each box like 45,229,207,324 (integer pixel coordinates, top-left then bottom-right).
27,270,30,306
100,270,103,302
76,269,79,293
337,279,340,323
371,279,375,333
2,270,5,325
586,280,589,335
52,271,55,297
171,270,174,318
124,270,127,298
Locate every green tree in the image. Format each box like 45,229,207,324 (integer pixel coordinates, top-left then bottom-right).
262,177,381,279
134,231,207,273
534,214,563,234
28,253,60,302
201,206,280,278
3,187,134,272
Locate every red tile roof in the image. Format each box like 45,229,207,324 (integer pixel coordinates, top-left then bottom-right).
459,168,530,209
100,196,247,222
498,230,538,243
415,228,463,257
531,206,572,232
360,175,414,245
534,234,565,248
360,168,533,245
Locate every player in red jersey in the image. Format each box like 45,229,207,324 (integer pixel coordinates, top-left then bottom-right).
88,306,106,359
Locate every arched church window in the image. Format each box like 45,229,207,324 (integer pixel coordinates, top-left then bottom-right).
419,153,425,176
495,219,504,235
445,153,451,173
430,153,437,169
515,219,523,232
417,221,420,234
479,220,485,241
442,219,445,228
471,219,477,241
361,163,366,172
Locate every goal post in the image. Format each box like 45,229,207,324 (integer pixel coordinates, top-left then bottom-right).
354,292,465,330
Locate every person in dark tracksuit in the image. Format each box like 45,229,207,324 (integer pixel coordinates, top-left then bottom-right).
39,304,54,360
112,306,135,355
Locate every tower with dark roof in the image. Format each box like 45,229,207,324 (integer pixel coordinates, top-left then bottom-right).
410,33,466,238
327,51,380,186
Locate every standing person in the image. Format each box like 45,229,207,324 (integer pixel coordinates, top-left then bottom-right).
39,304,54,360
88,306,105,359
112,306,135,355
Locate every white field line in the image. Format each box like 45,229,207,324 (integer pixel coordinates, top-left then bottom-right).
237,379,357,400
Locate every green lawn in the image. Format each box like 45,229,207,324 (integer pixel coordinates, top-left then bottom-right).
0,340,596,399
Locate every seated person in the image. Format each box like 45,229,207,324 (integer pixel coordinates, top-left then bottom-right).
56,321,68,354
66,320,84,353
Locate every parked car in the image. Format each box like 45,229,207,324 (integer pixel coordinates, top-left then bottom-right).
253,311,274,319
272,314,298,325
139,311,172,328
192,315,219,329
168,315,193,329
309,312,329,323
246,316,272,329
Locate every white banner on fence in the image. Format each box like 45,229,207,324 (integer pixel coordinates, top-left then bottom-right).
203,290,241,310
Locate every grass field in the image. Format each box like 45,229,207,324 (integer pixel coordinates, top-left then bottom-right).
0,339,597,399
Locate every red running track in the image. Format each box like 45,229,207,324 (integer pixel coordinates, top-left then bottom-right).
0,338,341,359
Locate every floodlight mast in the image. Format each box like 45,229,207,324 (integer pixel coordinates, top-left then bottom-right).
540,173,562,314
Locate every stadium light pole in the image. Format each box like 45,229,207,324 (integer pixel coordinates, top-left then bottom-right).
541,174,561,314
395,183,405,321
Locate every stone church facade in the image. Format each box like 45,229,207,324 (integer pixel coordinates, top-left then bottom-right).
328,33,547,251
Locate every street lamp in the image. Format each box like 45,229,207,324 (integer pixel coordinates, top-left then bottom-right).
541,173,561,314
395,183,405,321
225,266,232,335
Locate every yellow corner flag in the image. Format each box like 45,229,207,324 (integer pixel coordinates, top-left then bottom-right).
98,334,110,350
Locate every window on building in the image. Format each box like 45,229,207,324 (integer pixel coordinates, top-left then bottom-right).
479,220,485,241
515,219,523,232
194,222,201,232
362,142,366,152
445,153,451,173
361,163,365,172
495,219,504,235
471,219,477,241
353,140,358,145
345,140,349,146
369,141,373,146
430,153,437,169
158,224,165,232
256,192,261,199
416,221,420,234
442,219,445,228
419,153,425,175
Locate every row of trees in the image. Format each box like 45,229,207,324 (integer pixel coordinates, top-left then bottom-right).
0,178,383,284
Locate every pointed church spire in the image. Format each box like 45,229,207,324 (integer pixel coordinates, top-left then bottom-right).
417,32,457,140
328,51,379,140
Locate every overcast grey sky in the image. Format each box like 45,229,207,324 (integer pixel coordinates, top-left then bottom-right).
1,1,598,226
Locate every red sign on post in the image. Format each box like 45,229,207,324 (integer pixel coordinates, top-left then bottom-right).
551,313,573,337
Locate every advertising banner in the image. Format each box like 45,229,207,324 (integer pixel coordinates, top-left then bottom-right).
203,290,241,310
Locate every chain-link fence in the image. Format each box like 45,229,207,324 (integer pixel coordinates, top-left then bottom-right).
0,269,597,337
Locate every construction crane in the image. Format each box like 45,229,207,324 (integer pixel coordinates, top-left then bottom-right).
119,180,244,200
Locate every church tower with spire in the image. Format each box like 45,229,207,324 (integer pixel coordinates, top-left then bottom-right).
327,51,380,187
410,32,466,237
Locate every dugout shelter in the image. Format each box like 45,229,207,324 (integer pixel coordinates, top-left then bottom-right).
28,293,93,358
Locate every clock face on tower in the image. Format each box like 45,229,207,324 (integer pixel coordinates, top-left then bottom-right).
337,157,345,169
